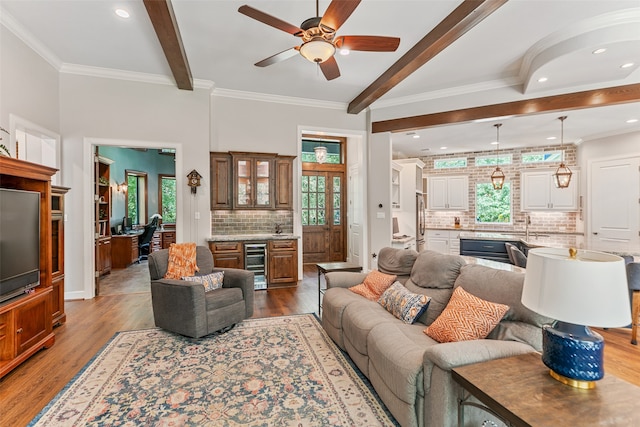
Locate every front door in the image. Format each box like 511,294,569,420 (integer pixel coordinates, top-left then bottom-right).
302,170,346,263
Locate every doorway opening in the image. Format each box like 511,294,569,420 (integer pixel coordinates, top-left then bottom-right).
301,135,347,264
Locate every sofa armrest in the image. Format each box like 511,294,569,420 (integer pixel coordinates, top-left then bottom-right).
424,339,537,372
150,279,208,337
213,267,254,318
325,272,368,289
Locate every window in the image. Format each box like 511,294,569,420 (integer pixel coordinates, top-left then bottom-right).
522,151,562,163
475,154,512,166
476,182,511,224
159,174,176,224
301,139,342,164
434,157,467,169
126,170,148,225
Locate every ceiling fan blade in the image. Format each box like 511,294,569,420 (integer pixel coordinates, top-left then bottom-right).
320,0,361,32
335,35,400,52
254,47,300,67
319,56,340,80
238,5,302,35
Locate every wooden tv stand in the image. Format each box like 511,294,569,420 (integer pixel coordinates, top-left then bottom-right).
0,156,58,378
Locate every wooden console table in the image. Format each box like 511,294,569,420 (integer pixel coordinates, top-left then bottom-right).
316,262,362,315
452,352,640,426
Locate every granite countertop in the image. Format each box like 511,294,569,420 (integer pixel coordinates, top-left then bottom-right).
461,256,525,273
208,234,300,242
392,235,415,243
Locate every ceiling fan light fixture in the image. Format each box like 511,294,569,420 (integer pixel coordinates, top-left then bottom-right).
300,39,335,63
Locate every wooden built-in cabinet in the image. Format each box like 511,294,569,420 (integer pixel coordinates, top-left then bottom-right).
0,157,57,378
51,186,69,326
94,153,112,276
111,234,139,268
210,151,294,210
209,241,244,269
267,240,298,285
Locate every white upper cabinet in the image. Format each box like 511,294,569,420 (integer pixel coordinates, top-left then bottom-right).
391,162,402,209
427,175,469,210
521,169,579,211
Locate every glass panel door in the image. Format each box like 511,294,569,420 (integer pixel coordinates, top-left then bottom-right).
255,160,270,207
236,159,251,207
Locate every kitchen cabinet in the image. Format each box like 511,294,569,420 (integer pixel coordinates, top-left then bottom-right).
520,169,579,211
391,162,401,209
267,239,298,285
210,152,232,209
427,175,469,210
275,156,294,209
460,239,520,263
232,152,275,209
209,241,244,269
426,230,460,255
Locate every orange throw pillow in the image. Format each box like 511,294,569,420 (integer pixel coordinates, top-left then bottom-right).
424,286,509,343
349,269,397,301
164,243,199,279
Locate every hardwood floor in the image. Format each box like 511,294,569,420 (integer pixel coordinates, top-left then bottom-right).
1,264,639,426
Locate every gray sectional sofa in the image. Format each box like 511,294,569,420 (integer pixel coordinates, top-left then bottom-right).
321,248,551,427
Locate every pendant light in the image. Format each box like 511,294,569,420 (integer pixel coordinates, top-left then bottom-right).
553,116,573,188
314,146,327,164
490,123,505,190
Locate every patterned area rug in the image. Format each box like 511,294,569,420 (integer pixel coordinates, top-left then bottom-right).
30,314,397,426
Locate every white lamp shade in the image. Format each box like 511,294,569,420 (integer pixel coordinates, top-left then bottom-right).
299,40,335,63
522,247,631,327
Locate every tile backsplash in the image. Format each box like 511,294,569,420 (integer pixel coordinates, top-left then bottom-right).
211,211,294,235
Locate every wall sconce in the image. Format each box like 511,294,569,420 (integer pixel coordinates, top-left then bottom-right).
314,146,327,164
117,182,127,192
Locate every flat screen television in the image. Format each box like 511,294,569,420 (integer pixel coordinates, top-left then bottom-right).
0,188,40,303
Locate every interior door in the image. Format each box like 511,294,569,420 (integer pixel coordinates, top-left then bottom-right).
302,171,346,263
590,156,640,243
348,164,362,267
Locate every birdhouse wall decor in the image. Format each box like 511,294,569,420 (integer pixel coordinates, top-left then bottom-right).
187,169,202,194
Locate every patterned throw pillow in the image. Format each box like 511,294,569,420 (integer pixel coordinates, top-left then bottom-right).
378,282,431,324
424,286,509,343
164,243,199,279
182,271,224,292
349,269,397,301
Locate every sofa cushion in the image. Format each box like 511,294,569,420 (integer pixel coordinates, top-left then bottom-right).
349,269,397,301
321,288,365,350
403,281,454,326
342,302,397,356
182,271,224,292
424,287,509,343
410,250,466,289
164,242,199,279
453,264,552,327
378,282,431,324
378,247,419,282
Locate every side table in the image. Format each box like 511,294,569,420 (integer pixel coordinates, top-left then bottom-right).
316,262,362,316
452,352,640,427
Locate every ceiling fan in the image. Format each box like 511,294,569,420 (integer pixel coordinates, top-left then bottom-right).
238,0,400,80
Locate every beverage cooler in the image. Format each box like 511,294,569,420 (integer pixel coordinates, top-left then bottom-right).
244,243,267,290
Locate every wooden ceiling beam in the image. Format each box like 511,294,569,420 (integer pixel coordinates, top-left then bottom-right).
372,83,640,133
144,0,193,90
347,0,507,115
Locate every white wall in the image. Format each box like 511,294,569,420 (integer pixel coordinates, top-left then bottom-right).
60,74,212,299
368,132,393,269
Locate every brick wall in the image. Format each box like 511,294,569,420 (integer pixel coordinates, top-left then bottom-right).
420,144,579,233
211,210,294,235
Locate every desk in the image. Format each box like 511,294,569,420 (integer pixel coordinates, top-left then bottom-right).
111,234,139,268
316,262,362,315
452,352,640,427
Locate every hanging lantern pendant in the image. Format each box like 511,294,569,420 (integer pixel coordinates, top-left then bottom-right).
491,123,505,190
554,116,573,189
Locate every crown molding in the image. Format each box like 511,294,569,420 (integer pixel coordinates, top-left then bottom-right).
59,63,214,90
0,7,62,70
212,88,346,110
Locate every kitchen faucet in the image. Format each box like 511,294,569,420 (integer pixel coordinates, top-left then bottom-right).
525,215,531,240
275,223,282,234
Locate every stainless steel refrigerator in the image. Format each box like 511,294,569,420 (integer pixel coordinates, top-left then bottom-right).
416,192,426,252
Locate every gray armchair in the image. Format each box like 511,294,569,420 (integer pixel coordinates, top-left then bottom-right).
148,246,254,338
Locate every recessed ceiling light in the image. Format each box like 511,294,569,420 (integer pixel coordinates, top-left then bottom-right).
115,9,130,18
592,48,607,54
490,141,499,145
339,49,350,56
537,77,548,83
420,148,430,152
621,62,635,69
626,118,638,124
440,146,447,150
547,136,557,140
412,134,420,139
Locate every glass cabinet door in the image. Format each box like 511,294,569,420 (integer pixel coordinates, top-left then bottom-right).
255,160,270,207
235,159,252,207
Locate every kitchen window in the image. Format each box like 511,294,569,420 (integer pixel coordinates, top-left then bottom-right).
476,182,511,224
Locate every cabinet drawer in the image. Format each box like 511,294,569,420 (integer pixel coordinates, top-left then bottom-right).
269,240,296,251
210,241,242,253
460,240,509,255
426,230,449,238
